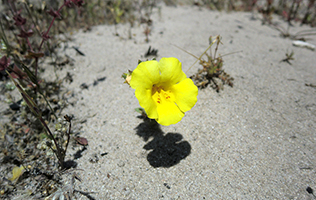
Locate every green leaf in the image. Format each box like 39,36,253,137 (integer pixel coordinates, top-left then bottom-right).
135,107,147,117
6,71,40,117
20,62,38,86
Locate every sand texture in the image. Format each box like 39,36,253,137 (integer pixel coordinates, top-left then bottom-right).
46,4,316,199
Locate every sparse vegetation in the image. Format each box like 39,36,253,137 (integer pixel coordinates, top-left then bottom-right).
0,0,161,198
195,0,316,28
1,0,316,198
0,0,85,198
175,35,234,92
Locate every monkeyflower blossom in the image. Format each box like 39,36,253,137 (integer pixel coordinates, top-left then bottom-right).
130,57,198,126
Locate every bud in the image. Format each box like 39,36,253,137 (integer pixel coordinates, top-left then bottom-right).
13,13,26,26
122,70,132,85
0,56,10,70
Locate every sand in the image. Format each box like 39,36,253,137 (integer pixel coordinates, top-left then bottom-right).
48,3,316,199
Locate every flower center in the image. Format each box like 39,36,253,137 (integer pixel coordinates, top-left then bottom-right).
152,85,172,104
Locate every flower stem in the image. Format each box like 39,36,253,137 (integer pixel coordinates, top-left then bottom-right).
38,3,66,51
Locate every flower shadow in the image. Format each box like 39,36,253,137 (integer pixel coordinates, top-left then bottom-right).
135,120,191,168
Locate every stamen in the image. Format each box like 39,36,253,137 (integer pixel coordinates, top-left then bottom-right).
152,85,172,104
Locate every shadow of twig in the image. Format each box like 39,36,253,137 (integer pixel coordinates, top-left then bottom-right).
74,190,97,200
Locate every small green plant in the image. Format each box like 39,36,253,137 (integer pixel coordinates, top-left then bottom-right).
107,0,125,36
280,50,294,65
175,35,234,92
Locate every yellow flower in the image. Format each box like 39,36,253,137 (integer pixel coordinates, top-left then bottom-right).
130,57,198,126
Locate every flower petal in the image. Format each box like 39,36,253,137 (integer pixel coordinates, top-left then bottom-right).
130,57,198,126
156,100,184,126
130,60,160,89
135,87,158,119
158,57,187,86
170,78,198,113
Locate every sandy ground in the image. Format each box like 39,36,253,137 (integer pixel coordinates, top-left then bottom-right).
47,3,316,199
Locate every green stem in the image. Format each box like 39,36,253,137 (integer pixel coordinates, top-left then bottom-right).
38,117,64,168
38,89,58,119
